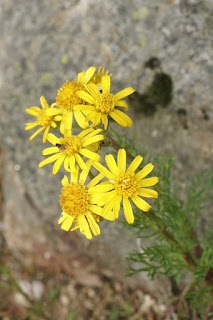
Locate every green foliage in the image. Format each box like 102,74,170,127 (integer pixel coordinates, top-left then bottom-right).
109,125,143,158
67,309,80,320
126,152,213,315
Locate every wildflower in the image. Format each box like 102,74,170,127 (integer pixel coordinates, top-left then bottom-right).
58,162,116,239
25,96,62,143
89,66,112,87
46,66,96,132
76,75,135,130
93,149,159,224
39,128,104,174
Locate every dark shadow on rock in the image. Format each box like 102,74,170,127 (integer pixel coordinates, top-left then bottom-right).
130,71,173,116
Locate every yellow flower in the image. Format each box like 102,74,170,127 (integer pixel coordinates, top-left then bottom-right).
89,66,112,87
76,75,135,130
93,149,159,224
46,66,96,133
25,96,62,143
39,128,104,174
58,162,116,239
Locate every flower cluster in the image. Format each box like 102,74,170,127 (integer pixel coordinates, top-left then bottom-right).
25,66,158,239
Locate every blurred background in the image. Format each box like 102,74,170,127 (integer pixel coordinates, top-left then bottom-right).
0,0,213,319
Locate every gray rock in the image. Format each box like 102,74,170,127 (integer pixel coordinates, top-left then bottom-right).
1,0,212,301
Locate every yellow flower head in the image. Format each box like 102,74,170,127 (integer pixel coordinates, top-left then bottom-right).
93,149,159,224
58,162,116,239
39,128,104,174
76,75,135,130
89,66,112,87
46,66,96,133
25,96,62,143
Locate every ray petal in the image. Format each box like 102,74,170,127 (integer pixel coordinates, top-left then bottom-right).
114,87,135,101
131,195,151,212
123,198,134,224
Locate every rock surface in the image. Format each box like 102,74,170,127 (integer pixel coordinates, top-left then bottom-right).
1,0,213,305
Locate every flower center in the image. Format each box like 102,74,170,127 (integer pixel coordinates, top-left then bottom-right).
60,183,90,217
58,136,81,155
37,107,53,127
56,81,86,111
114,173,138,198
96,93,115,113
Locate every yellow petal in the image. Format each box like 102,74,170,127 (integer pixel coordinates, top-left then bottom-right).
64,156,71,172
81,134,104,147
126,155,143,175
43,126,50,143
61,175,69,187
139,177,159,187
47,133,60,145
84,83,100,99
46,108,62,116
101,113,108,130
58,213,67,224
105,154,119,176
25,122,39,130
61,216,74,231
89,184,114,194
89,204,103,216
87,213,100,236
114,87,135,101
28,107,41,112
101,75,111,94
117,149,126,175
90,190,117,206
71,166,79,183
78,66,96,84
111,109,133,127
29,127,45,140
79,148,100,161
77,128,94,139
64,111,73,131
40,96,49,108
53,154,66,174
123,198,134,224
77,91,95,104
131,196,151,212
74,111,89,129
79,216,92,239
74,153,87,171
42,147,59,155
113,194,122,219
135,163,154,181
114,100,128,111
93,162,115,180
137,188,158,198
102,197,117,220
26,109,38,116
110,110,129,127
80,128,103,141
39,153,61,168
87,173,104,188
69,155,76,173
73,104,95,111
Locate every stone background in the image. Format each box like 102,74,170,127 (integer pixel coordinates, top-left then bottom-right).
0,0,213,315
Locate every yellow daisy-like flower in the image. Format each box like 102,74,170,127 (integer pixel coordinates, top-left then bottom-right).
89,66,112,87
46,66,96,133
93,149,159,224
25,96,62,143
58,162,116,239
39,128,104,174
76,75,135,130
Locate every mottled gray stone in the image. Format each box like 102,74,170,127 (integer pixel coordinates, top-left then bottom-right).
1,0,213,300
